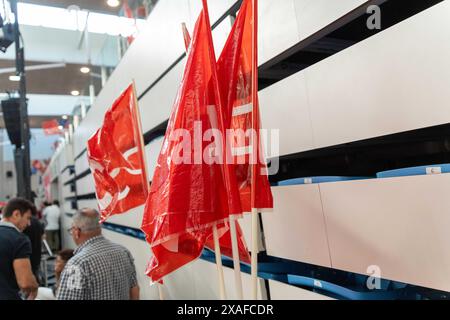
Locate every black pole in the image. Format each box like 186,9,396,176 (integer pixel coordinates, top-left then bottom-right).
10,0,31,201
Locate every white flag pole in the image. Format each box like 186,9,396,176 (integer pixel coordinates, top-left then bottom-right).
213,223,228,300
131,80,166,301
250,0,260,300
229,216,244,300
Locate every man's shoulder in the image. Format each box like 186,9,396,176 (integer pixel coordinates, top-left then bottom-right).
0,225,30,243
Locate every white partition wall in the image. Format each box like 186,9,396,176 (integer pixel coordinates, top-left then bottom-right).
320,174,450,293
261,185,332,268
269,280,334,300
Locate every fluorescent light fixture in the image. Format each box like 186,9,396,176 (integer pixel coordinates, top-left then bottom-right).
9,75,21,82
107,0,121,8
71,90,80,96
17,3,145,38
80,66,90,74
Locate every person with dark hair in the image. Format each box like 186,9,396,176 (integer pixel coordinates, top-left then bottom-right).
0,198,39,300
23,207,45,283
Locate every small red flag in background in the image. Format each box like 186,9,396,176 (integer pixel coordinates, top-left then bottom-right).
87,84,148,223
217,0,273,213
42,119,62,136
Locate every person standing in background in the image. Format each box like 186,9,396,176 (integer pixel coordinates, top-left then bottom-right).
43,200,61,252
23,208,45,283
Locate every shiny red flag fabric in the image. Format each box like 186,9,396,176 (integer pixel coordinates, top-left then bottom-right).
87,84,148,222
181,22,251,266
142,6,243,282
217,0,273,212
42,119,62,136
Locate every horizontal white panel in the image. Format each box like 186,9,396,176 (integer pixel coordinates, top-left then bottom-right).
262,185,331,268
259,71,314,156
269,279,334,300
75,152,90,176
259,0,299,64
106,206,145,230
75,174,96,196
307,1,450,149
146,136,164,182
294,0,369,43
321,174,450,292
76,199,98,211
138,60,185,134
190,260,264,300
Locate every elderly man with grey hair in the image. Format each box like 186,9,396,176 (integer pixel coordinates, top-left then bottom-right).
57,208,140,300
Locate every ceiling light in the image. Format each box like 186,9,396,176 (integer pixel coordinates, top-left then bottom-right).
71,90,80,96
62,115,69,120
106,0,120,8
9,75,21,82
80,66,90,74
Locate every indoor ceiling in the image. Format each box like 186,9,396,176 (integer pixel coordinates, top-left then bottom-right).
19,0,121,15
0,59,103,96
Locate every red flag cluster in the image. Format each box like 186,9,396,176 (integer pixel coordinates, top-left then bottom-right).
86,0,272,283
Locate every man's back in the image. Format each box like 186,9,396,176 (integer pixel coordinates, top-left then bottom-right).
23,217,45,277
57,236,137,300
44,205,60,231
0,224,32,300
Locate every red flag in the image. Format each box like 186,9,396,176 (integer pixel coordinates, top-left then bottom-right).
42,119,62,136
87,84,148,222
181,22,251,265
123,0,136,44
217,0,273,212
141,6,242,282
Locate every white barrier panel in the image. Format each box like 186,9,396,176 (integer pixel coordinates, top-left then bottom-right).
268,279,334,300
262,185,332,268
320,174,450,292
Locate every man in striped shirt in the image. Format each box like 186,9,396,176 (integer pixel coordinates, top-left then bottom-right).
57,208,140,300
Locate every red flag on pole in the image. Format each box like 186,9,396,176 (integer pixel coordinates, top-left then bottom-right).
42,119,62,136
217,0,273,213
141,6,243,282
87,84,148,222
181,20,251,266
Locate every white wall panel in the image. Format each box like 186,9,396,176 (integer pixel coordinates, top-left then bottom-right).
269,279,334,300
293,0,369,42
307,1,450,149
139,60,185,134
259,0,300,64
75,174,96,197
262,185,331,268
259,72,314,156
190,260,264,300
146,136,164,182
75,153,90,177
320,174,450,292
